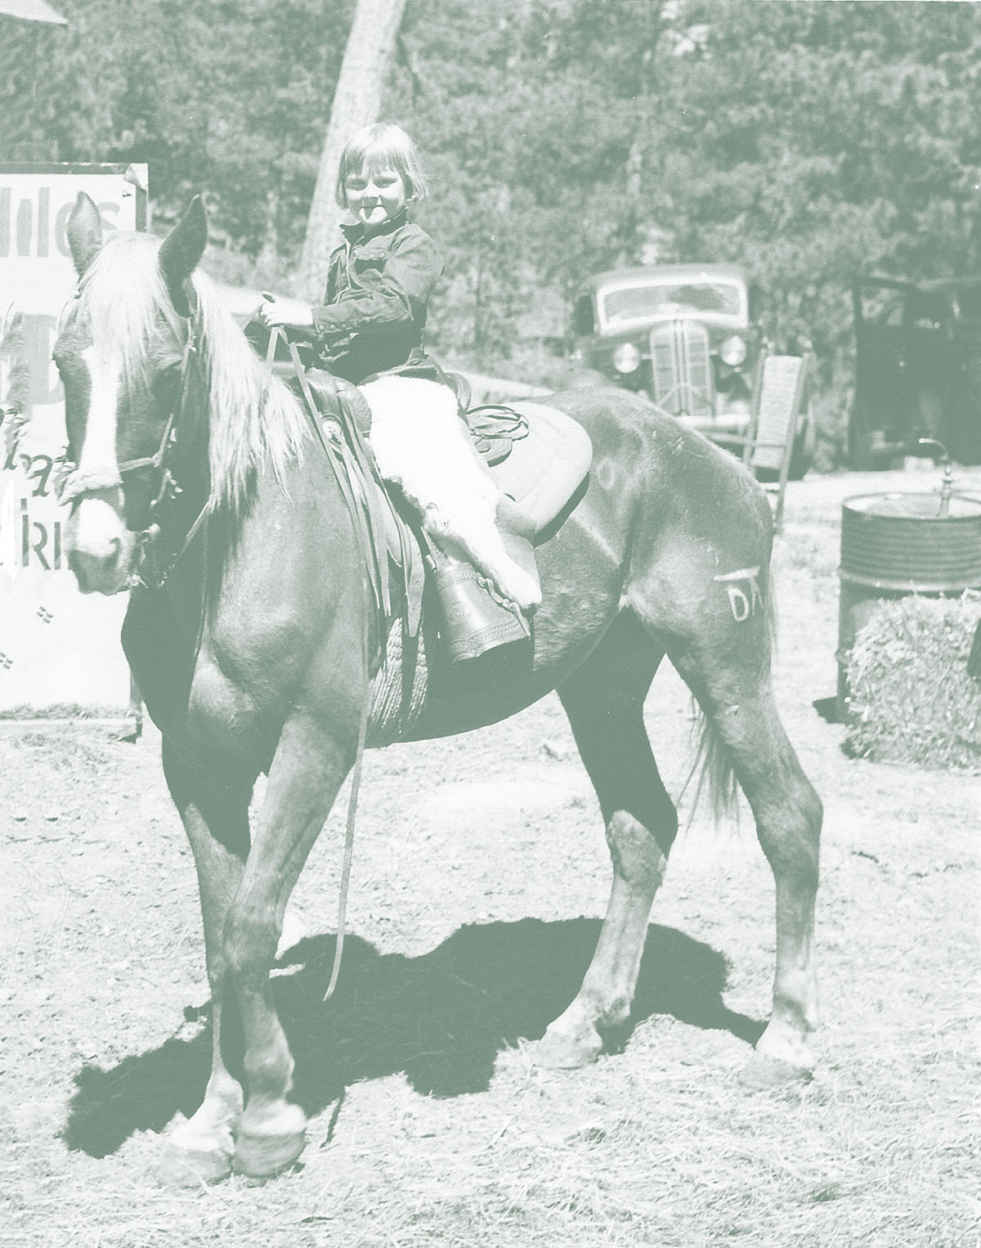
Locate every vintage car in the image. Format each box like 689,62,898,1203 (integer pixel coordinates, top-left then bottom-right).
570,263,813,477
851,275,981,467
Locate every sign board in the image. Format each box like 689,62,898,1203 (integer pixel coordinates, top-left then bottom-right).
0,163,148,714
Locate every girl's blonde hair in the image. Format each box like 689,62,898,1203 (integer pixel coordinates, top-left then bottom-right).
335,122,428,209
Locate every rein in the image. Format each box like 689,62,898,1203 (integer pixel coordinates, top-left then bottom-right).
127,332,211,591
267,328,373,1004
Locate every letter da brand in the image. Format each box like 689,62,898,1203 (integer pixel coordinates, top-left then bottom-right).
0,187,120,259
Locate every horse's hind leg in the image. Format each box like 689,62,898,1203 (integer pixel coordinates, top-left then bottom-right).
669,619,822,1077
156,739,255,1186
532,615,677,1069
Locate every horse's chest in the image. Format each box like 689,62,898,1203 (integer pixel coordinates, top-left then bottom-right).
186,656,270,758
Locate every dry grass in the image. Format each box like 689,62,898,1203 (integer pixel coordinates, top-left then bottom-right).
845,593,981,772
2,468,980,1248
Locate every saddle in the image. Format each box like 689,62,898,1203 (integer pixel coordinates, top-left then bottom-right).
257,327,592,667
303,367,591,658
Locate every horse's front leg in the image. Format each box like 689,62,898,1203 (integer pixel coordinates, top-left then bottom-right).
157,739,256,1186
223,712,354,1179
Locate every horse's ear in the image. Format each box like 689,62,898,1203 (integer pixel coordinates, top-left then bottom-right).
67,193,104,275
158,196,207,309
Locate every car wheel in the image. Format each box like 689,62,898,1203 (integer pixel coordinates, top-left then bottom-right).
848,406,892,471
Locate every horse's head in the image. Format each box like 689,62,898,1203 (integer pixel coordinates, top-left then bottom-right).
56,193,207,594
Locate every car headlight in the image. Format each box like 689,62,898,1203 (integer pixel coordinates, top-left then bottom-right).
612,342,641,373
720,335,747,366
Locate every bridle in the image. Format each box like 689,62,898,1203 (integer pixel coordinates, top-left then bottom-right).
60,308,211,591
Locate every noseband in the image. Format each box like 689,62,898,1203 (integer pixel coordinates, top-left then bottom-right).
60,314,210,590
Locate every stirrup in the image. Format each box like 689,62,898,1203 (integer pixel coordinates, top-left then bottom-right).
431,558,530,663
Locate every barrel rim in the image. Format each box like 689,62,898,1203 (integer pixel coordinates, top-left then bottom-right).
842,491,981,521
838,570,981,592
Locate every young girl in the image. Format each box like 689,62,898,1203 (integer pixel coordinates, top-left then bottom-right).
258,122,541,627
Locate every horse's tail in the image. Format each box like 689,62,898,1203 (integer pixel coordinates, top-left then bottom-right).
690,712,739,826
688,565,779,826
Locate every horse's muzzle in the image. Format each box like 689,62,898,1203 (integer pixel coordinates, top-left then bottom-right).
65,496,137,594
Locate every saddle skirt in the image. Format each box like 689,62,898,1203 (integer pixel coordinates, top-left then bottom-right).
320,395,592,745
480,400,593,532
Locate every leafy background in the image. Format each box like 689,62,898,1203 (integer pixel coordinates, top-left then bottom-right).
5,0,981,466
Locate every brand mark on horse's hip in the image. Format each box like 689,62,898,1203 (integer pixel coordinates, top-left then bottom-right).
713,565,762,622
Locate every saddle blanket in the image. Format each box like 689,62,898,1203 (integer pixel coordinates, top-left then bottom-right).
360,397,592,745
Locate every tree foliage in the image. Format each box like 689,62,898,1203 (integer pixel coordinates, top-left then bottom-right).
29,0,981,442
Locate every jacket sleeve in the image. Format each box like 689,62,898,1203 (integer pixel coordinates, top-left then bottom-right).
311,228,441,345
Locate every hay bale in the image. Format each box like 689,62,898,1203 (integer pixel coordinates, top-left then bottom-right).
845,592,981,772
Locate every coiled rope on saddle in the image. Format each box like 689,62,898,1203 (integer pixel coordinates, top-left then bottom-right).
463,403,530,466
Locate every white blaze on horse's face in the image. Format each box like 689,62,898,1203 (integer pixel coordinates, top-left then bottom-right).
63,338,136,595
78,344,122,481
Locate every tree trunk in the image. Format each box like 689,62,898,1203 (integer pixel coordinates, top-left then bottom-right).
297,0,407,300
969,618,981,682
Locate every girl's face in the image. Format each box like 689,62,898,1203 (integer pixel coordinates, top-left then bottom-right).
344,163,409,234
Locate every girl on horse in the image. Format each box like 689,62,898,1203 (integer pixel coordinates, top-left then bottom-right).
257,122,541,650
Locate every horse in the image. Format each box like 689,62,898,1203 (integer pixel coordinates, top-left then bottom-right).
56,192,821,1184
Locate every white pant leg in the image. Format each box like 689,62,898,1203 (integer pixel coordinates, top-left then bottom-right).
360,375,540,609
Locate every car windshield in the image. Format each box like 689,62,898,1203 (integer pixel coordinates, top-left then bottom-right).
601,279,744,327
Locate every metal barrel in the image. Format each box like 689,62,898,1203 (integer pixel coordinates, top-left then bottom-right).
836,491,981,717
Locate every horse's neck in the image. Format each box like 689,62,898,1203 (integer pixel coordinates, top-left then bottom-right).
174,376,212,503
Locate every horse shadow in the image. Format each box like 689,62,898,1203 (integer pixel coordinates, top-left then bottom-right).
63,917,763,1159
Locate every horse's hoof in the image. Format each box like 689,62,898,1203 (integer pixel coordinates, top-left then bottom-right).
739,1050,814,1090
232,1128,306,1179
753,1019,815,1078
156,1140,233,1188
233,1104,307,1180
529,1025,603,1070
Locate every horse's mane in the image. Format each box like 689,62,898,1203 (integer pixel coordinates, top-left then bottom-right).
81,232,309,517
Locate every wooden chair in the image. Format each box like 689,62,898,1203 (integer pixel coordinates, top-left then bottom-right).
718,351,811,534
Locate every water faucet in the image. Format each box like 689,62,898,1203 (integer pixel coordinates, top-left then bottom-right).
911,437,953,515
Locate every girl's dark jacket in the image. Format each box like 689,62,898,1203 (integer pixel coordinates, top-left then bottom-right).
310,211,443,386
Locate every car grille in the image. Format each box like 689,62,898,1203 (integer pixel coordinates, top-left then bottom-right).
649,320,715,420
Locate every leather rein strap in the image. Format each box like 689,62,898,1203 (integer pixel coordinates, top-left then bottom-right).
127,337,212,590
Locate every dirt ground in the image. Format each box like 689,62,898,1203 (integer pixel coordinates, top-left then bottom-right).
1,465,978,1248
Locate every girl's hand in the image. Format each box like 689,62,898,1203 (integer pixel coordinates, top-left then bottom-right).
257,293,314,330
